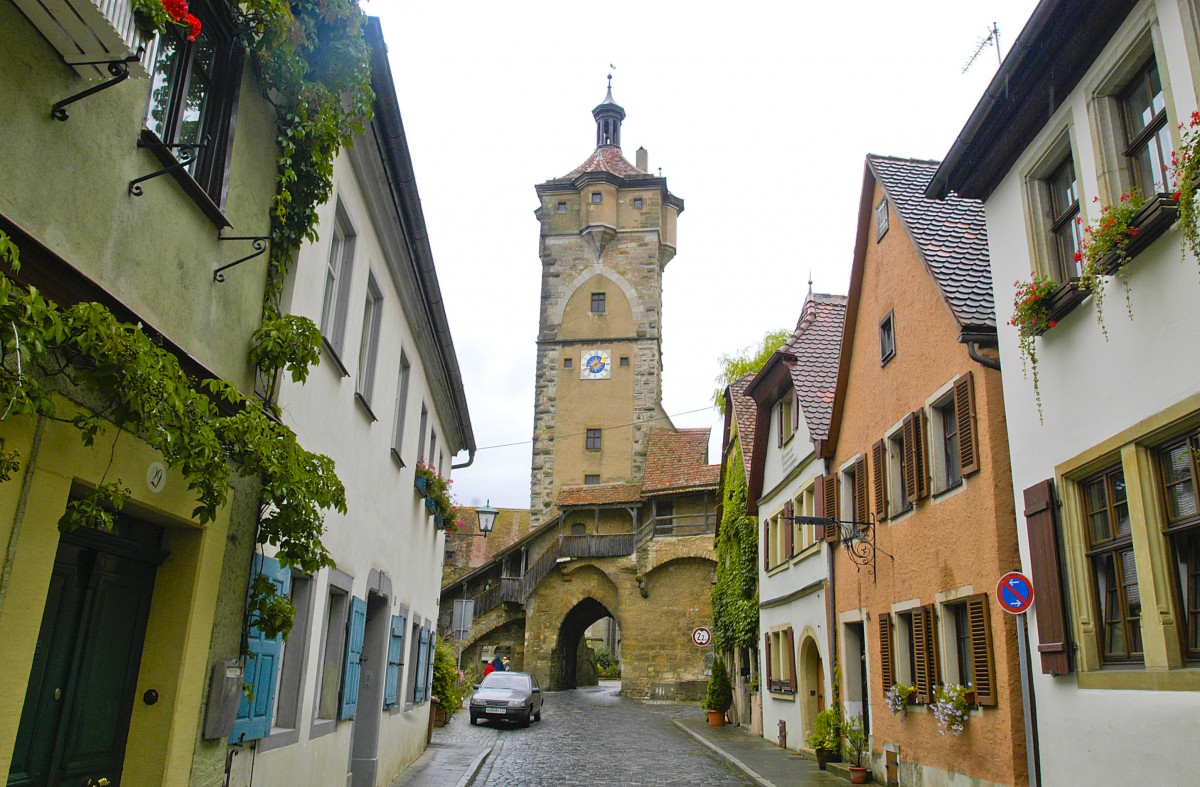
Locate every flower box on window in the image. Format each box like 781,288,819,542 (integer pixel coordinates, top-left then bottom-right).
13,0,155,78
1033,279,1089,336
1093,193,1179,276
414,475,428,495
425,497,437,514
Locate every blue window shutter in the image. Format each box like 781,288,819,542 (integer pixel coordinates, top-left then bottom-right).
425,632,437,700
230,554,290,743
384,615,405,709
415,627,429,703
339,595,367,720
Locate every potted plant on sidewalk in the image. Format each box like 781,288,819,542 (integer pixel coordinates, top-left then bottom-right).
805,708,842,769
704,655,733,727
843,714,870,784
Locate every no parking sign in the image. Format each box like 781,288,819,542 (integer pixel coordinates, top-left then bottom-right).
996,571,1035,614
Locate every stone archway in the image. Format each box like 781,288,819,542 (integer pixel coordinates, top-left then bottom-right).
799,633,825,741
550,597,616,690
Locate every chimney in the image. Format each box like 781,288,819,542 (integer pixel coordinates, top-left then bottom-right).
636,146,648,172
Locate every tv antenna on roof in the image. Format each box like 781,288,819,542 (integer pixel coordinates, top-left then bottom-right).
962,22,1001,74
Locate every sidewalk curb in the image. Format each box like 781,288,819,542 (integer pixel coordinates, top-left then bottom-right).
455,741,496,787
671,720,777,787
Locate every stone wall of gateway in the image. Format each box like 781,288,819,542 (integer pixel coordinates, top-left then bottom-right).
520,551,716,700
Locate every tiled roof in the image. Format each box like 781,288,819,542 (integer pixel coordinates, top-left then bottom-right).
728,374,757,480
557,483,643,507
868,155,995,330
786,293,847,443
564,146,645,179
642,428,720,493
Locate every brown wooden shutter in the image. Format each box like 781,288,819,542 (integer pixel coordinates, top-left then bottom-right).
955,372,980,477
793,391,800,437
854,455,868,523
902,413,918,503
879,613,895,692
823,475,839,543
872,439,888,519
914,409,930,499
783,500,794,557
966,594,997,705
764,633,773,688
913,604,940,703
1024,479,1073,675
814,474,826,541
786,627,798,693
763,516,771,571
925,604,941,688
912,607,930,702
777,402,784,448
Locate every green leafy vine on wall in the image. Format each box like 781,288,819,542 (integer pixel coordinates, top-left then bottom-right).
711,440,759,651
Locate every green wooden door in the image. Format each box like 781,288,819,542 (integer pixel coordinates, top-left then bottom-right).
8,523,160,787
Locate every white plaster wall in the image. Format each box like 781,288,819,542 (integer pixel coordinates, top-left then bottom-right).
986,3,1200,783
758,408,830,750
242,149,457,786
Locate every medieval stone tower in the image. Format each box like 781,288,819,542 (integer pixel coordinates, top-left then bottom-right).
530,82,684,528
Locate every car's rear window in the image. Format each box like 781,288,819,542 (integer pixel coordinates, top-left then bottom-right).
482,674,530,690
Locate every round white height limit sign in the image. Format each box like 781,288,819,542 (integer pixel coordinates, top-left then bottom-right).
691,627,712,647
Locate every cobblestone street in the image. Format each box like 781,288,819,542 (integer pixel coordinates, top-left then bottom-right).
438,682,754,786
472,682,752,786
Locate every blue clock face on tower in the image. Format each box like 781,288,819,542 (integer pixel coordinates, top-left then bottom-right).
580,349,611,379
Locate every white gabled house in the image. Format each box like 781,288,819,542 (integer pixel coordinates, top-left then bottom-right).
227,18,474,787
928,1,1200,783
745,293,846,751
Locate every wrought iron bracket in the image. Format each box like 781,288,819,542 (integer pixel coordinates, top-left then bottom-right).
214,234,270,282
51,49,143,121
129,139,206,197
793,515,894,580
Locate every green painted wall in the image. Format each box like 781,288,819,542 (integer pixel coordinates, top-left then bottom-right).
0,2,277,390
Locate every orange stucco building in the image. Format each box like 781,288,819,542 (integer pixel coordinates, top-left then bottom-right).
823,156,1025,786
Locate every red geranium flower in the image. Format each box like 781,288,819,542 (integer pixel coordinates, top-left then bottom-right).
164,0,188,21
184,13,201,41
1047,321,1057,329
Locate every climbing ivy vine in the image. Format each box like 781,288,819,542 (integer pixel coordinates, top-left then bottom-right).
711,440,759,651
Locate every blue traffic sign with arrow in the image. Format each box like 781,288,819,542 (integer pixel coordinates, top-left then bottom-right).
996,571,1035,614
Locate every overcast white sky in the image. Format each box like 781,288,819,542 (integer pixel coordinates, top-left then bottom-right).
372,1,1040,511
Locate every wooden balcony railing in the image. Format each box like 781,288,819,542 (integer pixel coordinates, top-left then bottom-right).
653,513,717,537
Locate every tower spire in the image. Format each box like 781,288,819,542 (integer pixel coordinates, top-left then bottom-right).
592,74,626,149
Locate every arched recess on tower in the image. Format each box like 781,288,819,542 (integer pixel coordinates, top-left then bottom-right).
550,596,620,691
553,269,642,337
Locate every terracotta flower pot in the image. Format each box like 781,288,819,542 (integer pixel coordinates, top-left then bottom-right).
849,765,869,784
705,709,726,727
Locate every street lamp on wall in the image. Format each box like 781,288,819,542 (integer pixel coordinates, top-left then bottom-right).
467,500,498,538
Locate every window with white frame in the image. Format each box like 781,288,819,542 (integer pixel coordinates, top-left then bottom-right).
315,583,349,720
887,430,911,517
356,274,383,409
792,484,815,555
930,394,963,493
766,627,796,694
392,352,411,463
875,196,889,241
879,311,895,366
320,203,356,357
417,404,428,463
776,392,796,447
271,573,312,734
1119,56,1174,196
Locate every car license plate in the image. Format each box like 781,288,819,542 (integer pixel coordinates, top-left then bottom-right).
486,706,506,715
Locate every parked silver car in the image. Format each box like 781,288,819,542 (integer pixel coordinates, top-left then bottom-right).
469,671,543,727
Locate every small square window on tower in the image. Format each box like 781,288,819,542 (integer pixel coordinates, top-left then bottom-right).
591,292,606,313
584,474,601,485
591,192,602,204
875,197,889,241
564,357,573,369
619,356,629,367
880,311,896,365
633,197,644,209
557,201,567,213
586,428,602,450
